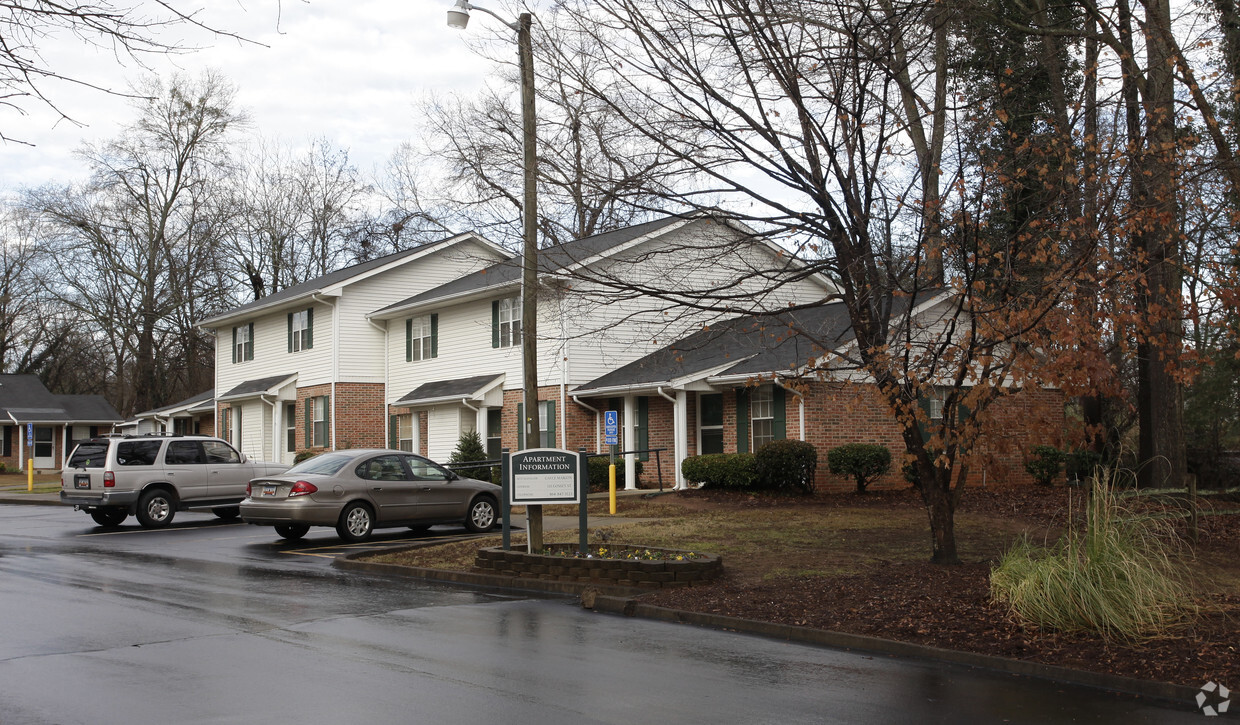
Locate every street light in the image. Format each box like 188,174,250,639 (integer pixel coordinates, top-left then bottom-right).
448,0,542,546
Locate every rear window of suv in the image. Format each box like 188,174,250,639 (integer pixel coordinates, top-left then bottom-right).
116,440,163,466
68,442,109,468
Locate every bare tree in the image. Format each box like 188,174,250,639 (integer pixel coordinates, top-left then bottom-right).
0,0,258,142
28,71,242,414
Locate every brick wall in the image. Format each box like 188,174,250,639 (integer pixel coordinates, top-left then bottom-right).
328,383,386,449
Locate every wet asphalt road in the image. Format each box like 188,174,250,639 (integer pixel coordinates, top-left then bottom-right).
0,504,1209,724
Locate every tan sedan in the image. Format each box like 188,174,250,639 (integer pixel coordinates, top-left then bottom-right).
240,449,500,542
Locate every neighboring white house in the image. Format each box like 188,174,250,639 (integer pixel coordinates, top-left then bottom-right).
197,233,508,464
367,213,839,473
0,374,122,472
122,389,216,436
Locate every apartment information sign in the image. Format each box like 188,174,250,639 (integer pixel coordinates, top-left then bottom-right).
510,448,582,506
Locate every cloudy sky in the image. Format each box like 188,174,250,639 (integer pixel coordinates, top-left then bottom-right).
1,0,514,192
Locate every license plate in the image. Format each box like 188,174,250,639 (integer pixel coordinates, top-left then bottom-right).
74,474,90,490
262,485,277,497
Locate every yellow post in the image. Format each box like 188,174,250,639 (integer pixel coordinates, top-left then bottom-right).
608,463,617,515
27,459,33,492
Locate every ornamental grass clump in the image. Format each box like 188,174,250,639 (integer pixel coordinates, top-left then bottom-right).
990,467,1197,642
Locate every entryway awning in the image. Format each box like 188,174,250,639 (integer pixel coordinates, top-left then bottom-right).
218,374,298,402
395,374,505,407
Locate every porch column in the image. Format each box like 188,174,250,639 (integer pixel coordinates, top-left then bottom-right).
17,426,24,473
674,389,688,489
623,395,636,490
272,401,281,463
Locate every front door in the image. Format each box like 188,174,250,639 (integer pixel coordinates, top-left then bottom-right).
34,426,55,469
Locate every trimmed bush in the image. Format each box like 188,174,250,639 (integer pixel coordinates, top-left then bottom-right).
1025,444,1064,486
827,443,892,494
1064,448,1103,485
293,448,324,464
586,456,642,492
755,439,818,493
448,431,493,482
681,453,758,490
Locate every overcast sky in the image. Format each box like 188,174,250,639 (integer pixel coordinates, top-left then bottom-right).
0,0,513,192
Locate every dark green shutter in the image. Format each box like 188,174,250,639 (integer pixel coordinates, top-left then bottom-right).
306,307,313,349
430,314,438,358
324,394,331,448
544,402,555,448
246,323,255,361
491,301,500,348
517,402,524,449
287,313,293,352
637,396,649,461
405,319,413,362
232,327,238,364
305,400,312,447
773,386,787,440
389,415,399,449
736,389,750,453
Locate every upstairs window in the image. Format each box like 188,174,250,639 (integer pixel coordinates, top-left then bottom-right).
406,314,438,361
288,309,313,352
232,323,254,363
492,297,522,348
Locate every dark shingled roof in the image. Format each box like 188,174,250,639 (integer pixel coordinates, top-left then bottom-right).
0,374,121,423
220,375,297,400
199,232,487,326
574,303,855,392
374,215,689,314
395,374,505,406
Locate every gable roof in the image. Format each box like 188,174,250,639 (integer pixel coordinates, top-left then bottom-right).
197,232,505,327
369,215,699,318
0,374,122,424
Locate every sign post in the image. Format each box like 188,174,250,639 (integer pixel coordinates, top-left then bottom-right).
509,448,585,555
25,423,33,491
604,411,619,513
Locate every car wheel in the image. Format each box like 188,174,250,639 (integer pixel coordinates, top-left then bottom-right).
89,508,128,527
212,506,241,521
464,496,497,533
275,524,310,541
136,489,176,529
336,502,374,543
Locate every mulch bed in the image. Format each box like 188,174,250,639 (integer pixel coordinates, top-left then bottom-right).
639,485,1240,689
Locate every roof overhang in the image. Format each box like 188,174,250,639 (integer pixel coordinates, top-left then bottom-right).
217,374,298,402
394,374,505,407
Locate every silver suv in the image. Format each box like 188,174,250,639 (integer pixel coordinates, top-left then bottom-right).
60,435,289,529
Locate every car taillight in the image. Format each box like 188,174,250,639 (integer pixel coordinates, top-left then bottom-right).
103,471,115,488
245,482,252,497
289,481,318,497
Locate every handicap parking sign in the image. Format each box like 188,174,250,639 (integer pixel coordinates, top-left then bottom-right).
604,410,619,446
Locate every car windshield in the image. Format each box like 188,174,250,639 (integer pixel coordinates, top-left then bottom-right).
285,453,351,476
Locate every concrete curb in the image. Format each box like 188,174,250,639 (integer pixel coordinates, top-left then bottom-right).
337,548,1210,712
0,493,60,506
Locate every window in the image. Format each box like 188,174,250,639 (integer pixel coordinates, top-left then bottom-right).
751,385,775,449
219,407,231,442
486,409,502,460
406,314,437,361
398,414,414,452
403,455,451,481
286,403,297,452
203,440,241,463
517,401,555,449
700,394,724,455
307,395,330,448
165,441,205,465
116,441,162,466
232,323,254,363
492,297,522,348
358,454,408,481
288,308,313,352
928,395,944,420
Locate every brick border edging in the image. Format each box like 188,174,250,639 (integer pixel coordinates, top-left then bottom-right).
585,595,1203,710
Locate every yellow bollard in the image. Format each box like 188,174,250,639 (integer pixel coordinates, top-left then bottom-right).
27,459,33,492
608,463,616,515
